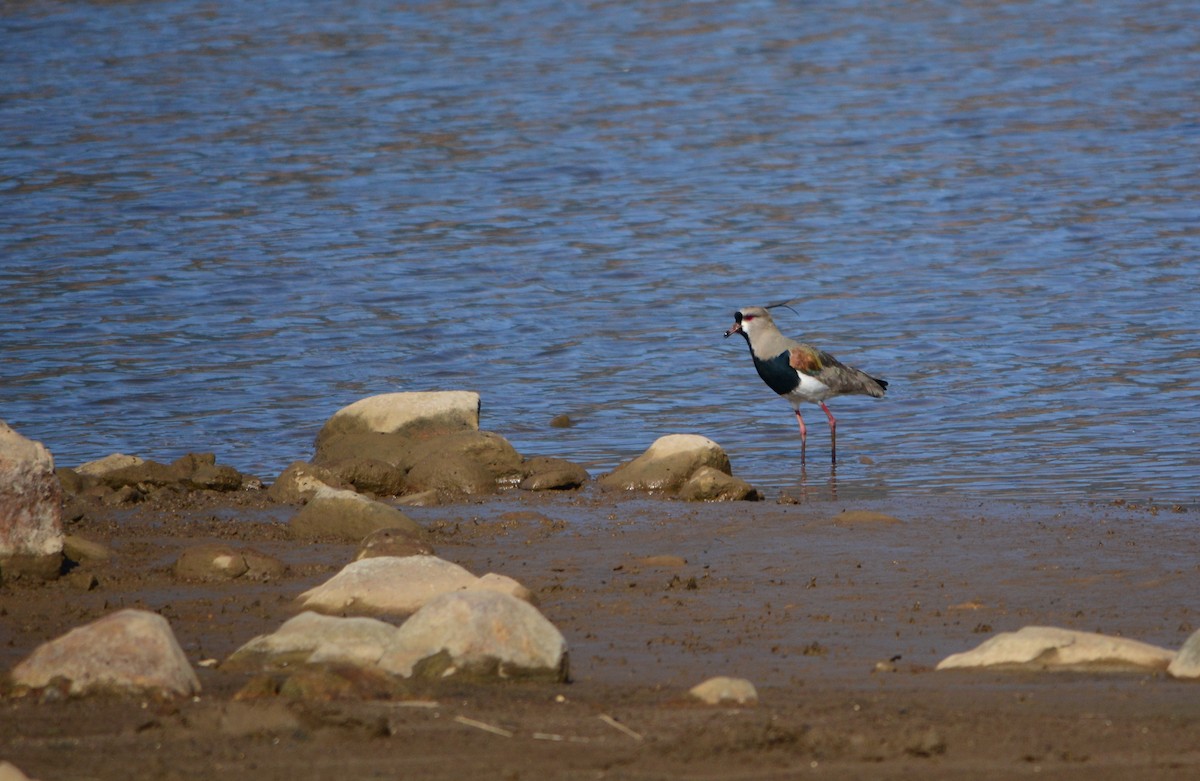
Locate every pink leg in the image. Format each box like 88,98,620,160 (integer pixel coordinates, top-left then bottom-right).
819,402,837,464
793,409,807,461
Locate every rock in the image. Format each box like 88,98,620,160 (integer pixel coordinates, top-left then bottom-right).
297,555,479,616
267,461,345,504
62,534,111,563
175,544,250,580
324,458,407,496
598,434,732,494
80,452,246,494
0,421,64,580
75,453,144,477
224,611,398,670
404,450,498,495
376,590,568,681
936,626,1176,672
404,430,524,484
689,676,759,705
314,391,481,464
677,466,761,501
355,527,436,560
833,510,902,526
1167,629,1200,679
240,549,288,580
288,486,423,542
0,762,40,781
519,457,589,491
467,573,538,606
9,608,200,698
549,414,573,428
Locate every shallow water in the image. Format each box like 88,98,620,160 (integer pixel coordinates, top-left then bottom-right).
2,0,1198,505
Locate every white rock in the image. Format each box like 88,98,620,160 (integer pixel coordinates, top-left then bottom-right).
377,590,567,680
297,555,478,616
936,626,1176,672
689,676,759,705
10,609,200,697
74,453,145,477
226,611,398,668
1167,628,1200,679
467,572,538,605
0,762,40,781
324,391,480,436
0,421,64,560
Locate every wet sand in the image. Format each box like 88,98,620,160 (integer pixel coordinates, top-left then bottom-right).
3,488,1199,779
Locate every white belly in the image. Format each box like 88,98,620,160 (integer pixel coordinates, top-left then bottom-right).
783,372,832,406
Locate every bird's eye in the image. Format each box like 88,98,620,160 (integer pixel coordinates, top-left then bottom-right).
743,314,756,322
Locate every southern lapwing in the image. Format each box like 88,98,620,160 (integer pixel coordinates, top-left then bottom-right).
724,305,887,463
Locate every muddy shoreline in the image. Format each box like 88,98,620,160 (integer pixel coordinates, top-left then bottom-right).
3,487,1199,779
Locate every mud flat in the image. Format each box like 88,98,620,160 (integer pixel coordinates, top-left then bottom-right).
3,484,1199,780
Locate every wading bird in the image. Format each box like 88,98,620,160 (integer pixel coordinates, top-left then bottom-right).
724,304,887,463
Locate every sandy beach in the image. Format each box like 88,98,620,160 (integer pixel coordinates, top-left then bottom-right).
2,485,1198,780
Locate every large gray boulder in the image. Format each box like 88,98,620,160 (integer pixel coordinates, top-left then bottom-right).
598,434,733,494
297,555,480,616
9,609,200,698
0,421,63,580
936,626,1176,672
224,611,398,670
288,486,423,542
376,590,568,681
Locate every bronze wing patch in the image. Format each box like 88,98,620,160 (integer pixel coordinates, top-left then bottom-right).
788,347,823,376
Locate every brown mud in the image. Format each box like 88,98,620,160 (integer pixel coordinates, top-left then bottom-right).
3,488,1199,779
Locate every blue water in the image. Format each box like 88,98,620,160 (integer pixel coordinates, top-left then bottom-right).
2,0,1198,504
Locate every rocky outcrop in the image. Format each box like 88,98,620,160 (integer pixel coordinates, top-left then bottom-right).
936,626,1176,672
287,486,424,542
310,392,581,498
0,421,64,580
9,609,200,698
60,451,252,509
599,435,753,499
376,590,568,682
689,676,759,705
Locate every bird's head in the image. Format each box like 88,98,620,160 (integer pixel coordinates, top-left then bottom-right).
723,306,774,340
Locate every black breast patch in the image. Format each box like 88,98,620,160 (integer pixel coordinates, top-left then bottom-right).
752,350,800,396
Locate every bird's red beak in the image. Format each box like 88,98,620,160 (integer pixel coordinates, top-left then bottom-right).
723,321,742,338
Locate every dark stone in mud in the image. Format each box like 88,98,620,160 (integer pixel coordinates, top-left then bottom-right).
324,458,408,497
174,544,287,582
81,452,248,494
267,461,347,504
519,457,589,491
405,451,498,495
288,487,424,542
